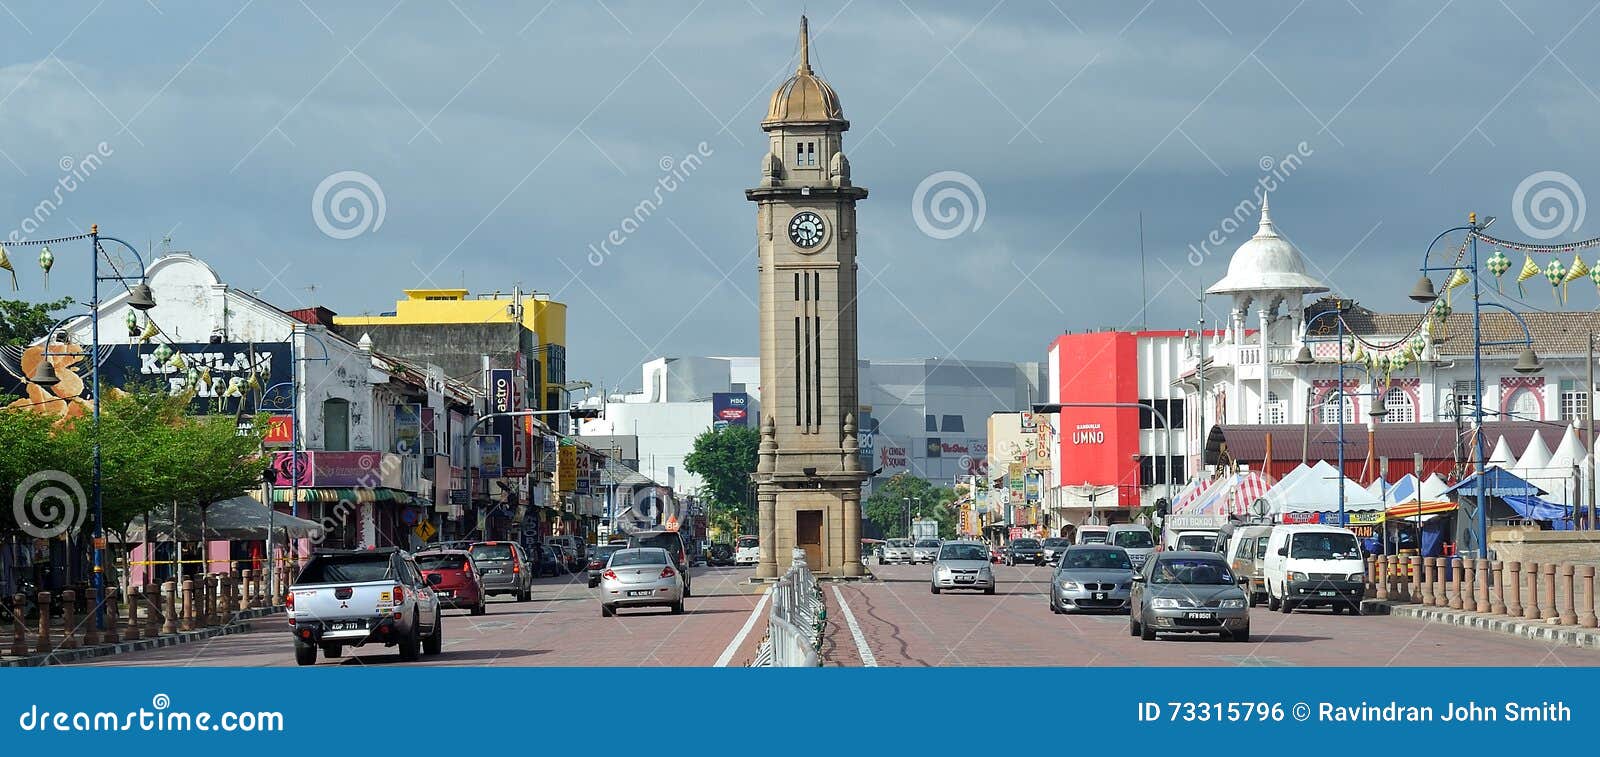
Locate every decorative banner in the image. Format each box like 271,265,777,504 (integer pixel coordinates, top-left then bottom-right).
1544,258,1567,304
1486,247,1509,290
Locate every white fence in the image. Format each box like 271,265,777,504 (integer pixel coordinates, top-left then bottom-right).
751,549,824,667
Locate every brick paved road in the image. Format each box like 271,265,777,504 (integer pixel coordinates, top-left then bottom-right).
68,566,768,667
828,563,1600,666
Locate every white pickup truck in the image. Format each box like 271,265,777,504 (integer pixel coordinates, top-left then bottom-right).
287,548,443,666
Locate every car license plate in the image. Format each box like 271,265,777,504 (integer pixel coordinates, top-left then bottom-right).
1185,611,1214,620
627,589,654,597
329,620,366,631
1318,590,1338,596
1093,592,1107,600
955,576,974,583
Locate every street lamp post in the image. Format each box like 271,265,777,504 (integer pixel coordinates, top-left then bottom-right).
1295,303,1358,525
24,226,156,635
1410,214,1542,558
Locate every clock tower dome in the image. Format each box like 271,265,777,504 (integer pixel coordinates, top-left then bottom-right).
747,16,868,579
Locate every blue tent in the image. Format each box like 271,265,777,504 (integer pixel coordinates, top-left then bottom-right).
1439,467,1545,499
1503,495,1571,521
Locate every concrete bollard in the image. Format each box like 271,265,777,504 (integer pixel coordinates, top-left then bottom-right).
160,581,176,635
102,587,119,644
34,592,51,654
1490,561,1506,615
124,586,141,642
180,579,195,632
1523,562,1542,620
1442,558,1458,609
58,589,78,650
1460,560,1475,611
84,587,102,646
1558,564,1577,625
1474,559,1490,613
1391,556,1406,601
9,593,27,656
1375,556,1389,600
238,572,252,612
1412,557,1427,603
1579,566,1597,628
1434,558,1450,607
147,584,164,637
1505,562,1523,617
1418,558,1434,606
1543,563,1560,622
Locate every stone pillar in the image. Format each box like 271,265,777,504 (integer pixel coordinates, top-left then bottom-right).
1542,563,1559,622
122,586,141,641
84,587,103,646
1558,564,1577,625
33,592,51,654
1445,558,1462,609
1374,556,1389,600
9,594,27,656
1420,558,1436,606
1504,561,1523,617
238,572,252,612
1473,559,1490,613
1490,561,1506,615
755,416,779,580
58,589,78,650
841,491,862,577
1365,556,1377,595
1404,556,1420,602
1523,562,1542,620
1579,566,1597,628
1432,558,1448,606
159,582,176,633
179,579,195,632
1460,560,1475,611
102,587,120,644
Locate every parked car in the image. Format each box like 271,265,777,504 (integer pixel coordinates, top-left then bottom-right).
734,534,760,566
1106,524,1156,570
467,541,532,601
535,545,566,577
626,530,694,597
929,540,996,594
707,543,735,567
1223,524,1274,606
1129,550,1251,642
1075,525,1110,545
416,550,487,616
912,539,942,564
586,544,624,587
599,547,684,616
1051,545,1134,614
1040,537,1072,564
1005,538,1044,566
880,538,915,564
1262,524,1365,614
286,548,442,665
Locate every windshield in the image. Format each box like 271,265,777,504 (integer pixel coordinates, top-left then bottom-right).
1289,532,1361,560
630,533,684,554
1080,532,1107,544
1041,538,1069,547
610,549,668,567
939,544,988,561
590,546,620,562
296,555,395,584
915,540,941,548
1255,536,1270,560
887,539,913,548
736,536,759,549
1175,533,1218,552
469,544,515,562
1112,530,1154,548
1150,558,1235,585
1062,549,1132,570
1011,539,1040,549
416,554,468,571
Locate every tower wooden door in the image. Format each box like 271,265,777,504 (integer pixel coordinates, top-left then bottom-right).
796,510,823,569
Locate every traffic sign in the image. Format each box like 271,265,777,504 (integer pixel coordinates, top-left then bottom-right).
412,520,437,542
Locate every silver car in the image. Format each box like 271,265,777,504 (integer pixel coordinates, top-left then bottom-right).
1129,551,1251,642
930,541,996,594
880,538,915,565
1050,545,1134,614
912,539,942,564
599,547,684,616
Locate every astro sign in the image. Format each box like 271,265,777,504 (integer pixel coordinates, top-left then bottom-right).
1071,423,1106,445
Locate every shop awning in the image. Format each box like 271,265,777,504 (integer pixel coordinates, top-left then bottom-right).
269,487,414,504
118,496,325,542
1383,499,1457,520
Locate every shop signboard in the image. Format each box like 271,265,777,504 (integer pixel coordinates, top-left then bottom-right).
479,436,503,479
488,368,515,468
263,415,294,446
1,342,293,417
394,404,423,455
1024,471,1041,503
1009,463,1025,503
556,440,578,493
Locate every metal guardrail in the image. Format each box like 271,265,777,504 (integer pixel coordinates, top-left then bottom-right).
751,549,825,667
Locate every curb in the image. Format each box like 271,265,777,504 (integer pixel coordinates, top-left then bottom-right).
1387,604,1600,650
0,607,284,667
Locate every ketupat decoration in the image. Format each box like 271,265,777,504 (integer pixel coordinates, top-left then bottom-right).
151,343,173,365
1442,268,1470,305
138,318,159,343
125,310,139,337
1545,258,1567,304
1516,254,1540,296
0,244,15,290
38,246,53,289
1591,259,1600,295
1486,248,1510,291
1564,254,1590,303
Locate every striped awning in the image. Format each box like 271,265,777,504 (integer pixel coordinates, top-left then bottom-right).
269,487,415,504
1384,500,1456,519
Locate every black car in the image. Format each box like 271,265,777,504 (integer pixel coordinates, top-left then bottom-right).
1006,538,1045,566
707,544,735,567
532,545,566,577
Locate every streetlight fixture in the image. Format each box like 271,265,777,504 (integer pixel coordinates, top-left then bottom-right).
1295,304,1357,525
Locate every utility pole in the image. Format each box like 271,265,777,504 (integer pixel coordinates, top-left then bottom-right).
1588,333,1595,530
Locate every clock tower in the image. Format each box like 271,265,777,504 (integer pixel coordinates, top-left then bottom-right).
747,16,868,579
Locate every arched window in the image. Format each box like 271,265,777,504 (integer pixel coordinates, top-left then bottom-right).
1507,388,1541,421
1321,390,1354,424
1379,387,1415,423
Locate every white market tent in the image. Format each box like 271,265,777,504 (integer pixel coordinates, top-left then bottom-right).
1487,435,1516,468
1264,460,1384,514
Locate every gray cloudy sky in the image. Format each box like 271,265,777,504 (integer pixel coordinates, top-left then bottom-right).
5,1,1600,393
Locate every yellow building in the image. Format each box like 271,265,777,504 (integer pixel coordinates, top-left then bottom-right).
336,289,568,411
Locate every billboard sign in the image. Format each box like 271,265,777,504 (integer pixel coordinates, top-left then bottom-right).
712,392,751,429
263,415,294,446
479,436,503,479
1,342,293,417
394,404,423,455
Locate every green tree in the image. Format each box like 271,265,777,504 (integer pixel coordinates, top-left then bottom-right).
683,424,759,537
0,296,74,347
863,473,958,539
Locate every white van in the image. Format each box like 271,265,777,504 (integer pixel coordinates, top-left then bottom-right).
1105,524,1156,569
1075,525,1110,545
1261,524,1366,614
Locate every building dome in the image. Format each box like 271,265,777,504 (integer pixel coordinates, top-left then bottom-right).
763,17,845,128
1206,195,1328,296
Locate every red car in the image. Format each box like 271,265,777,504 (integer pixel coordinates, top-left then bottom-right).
416,550,486,616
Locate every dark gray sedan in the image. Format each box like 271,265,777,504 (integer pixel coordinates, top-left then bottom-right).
1129,551,1251,642
1050,545,1134,614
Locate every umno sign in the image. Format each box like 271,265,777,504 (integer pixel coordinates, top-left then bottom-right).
1071,423,1105,445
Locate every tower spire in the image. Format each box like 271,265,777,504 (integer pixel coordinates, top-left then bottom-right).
798,15,811,74
1257,192,1278,237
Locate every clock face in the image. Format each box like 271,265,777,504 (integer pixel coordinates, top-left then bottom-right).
788,211,826,249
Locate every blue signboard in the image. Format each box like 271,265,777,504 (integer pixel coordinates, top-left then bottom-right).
712,392,750,430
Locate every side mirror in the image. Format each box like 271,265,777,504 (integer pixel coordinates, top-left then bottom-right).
1236,576,1250,585
427,573,443,586
1131,574,1145,583
1277,547,1288,556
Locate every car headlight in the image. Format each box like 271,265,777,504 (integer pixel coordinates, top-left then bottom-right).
1290,572,1308,582
937,566,952,576
978,565,993,575
1347,573,1365,582
1219,598,1246,609
1058,580,1079,590
1150,597,1179,608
